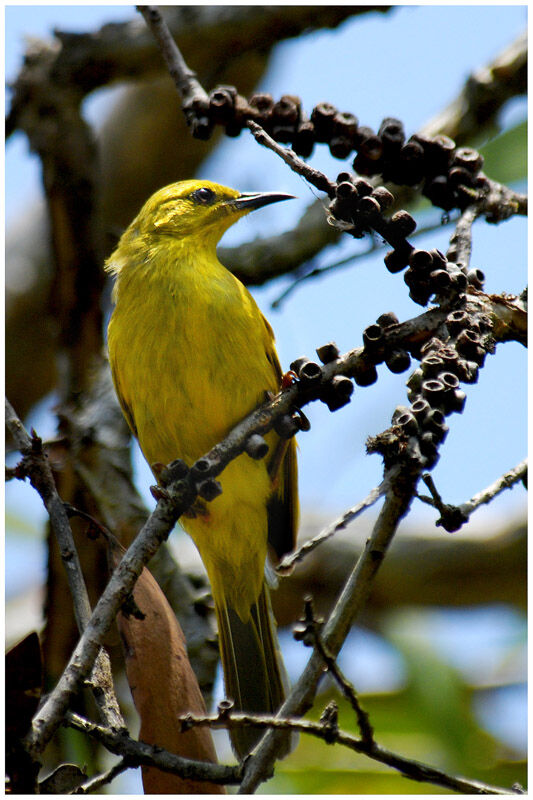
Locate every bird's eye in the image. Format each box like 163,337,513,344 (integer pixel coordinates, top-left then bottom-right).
191,187,216,205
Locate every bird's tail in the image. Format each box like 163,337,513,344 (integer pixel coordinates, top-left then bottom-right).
216,581,292,759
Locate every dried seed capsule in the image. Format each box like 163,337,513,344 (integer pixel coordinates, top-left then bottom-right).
439,371,460,392
424,175,455,210
386,349,411,374
353,178,373,197
333,111,359,138
446,309,469,333
392,407,419,434
316,342,340,364
467,268,485,288
378,117,405,153
292,121,315,157
448,166,475,188
350,356,378,386
197,477,223,501
362,324,384,351
409,249,434,272
454,359,479,384
190,457,215,478
311,102,337,142
272,94,301,126
449,389,467,414
336,180,358,199
290,356,311,374
299,360,323,383
371,186,394,210
422,378,446,405
271,126,295,144
376,311,399,328
358,195,381,217
329,136,354,159
411,397,430,420
245,434,269,460
420,337,445,357
421,355,444,377
389,210,417,237
384,242,414,273
274,413,300,439
429,268,452,290
360,132,383,161
452,147,484,174
209,85,237,124
323,375,354,411
406,367,424,393
423,409,448,441
455,329,485,364
249,92,275,115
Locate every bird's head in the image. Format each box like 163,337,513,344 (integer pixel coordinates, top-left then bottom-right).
124,179,295,244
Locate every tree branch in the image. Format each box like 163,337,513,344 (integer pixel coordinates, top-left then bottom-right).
67,712,240,786
5,398,124,733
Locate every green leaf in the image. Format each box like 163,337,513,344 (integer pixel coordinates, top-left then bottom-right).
480,121,527,185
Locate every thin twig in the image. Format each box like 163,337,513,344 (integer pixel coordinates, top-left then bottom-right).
136,6,208,107
460,458,527,516
418,459,527,532
238,462,418,793
67,712,240,785
73,758,130,794
277,479,387,575
302,598,374,745
446,203,480,269
177,706,514,795
5,399,124,732
247,120,336,197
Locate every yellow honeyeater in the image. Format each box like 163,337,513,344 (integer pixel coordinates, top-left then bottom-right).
105,179,298,758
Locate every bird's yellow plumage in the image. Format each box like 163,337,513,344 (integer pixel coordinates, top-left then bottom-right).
105,180,298,757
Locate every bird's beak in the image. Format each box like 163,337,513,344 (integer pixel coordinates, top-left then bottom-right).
229,191,296,212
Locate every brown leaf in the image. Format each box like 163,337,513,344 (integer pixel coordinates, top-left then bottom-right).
113,542,225,794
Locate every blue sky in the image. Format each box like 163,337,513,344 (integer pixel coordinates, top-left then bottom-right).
5,8,527,784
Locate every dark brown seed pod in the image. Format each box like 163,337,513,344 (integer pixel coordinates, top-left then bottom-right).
429,268,452,290
409,249,434,272
452,147,484,174
422,378,446,405
386,349,411,374
248,92,275,115
322,375,354,411
467,268,485,288
376,311,399,328
336,180,358,199
384,242,414,273
272,94,301,126
358,195,381,217
411,397,430,420
292,121,316,157
245,434,269,460
350,356,378,386
421,355,444,377
311,101,338,142
208,85,237,124
362,324,384,351
197,477,223,501
316,342,340,364
333,111,359,138
329,136,354,159
274,413,300,439
299,360,323,383
445,309,469,334
371,186,394,210
389,209,417,238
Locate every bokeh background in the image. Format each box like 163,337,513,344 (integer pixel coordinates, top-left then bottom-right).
6,5,526,794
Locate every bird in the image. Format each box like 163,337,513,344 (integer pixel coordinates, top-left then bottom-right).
105,179,298,758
